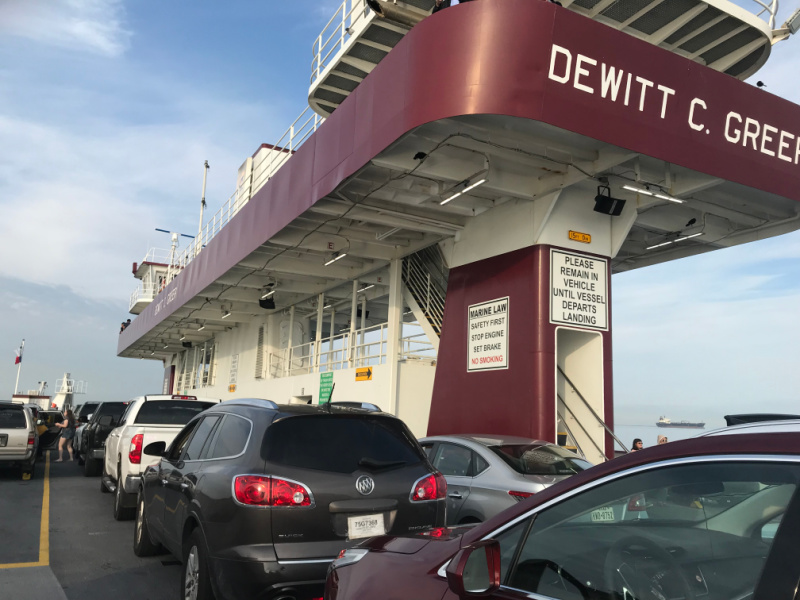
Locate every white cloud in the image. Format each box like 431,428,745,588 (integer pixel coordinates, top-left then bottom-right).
0,0,131,57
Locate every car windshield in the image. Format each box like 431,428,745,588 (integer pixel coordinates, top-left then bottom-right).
0,406,26,428
96,403,128,420
134,400,216,425
490,444,592,475
263,415,426,473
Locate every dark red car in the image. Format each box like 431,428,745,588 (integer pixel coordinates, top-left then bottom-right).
326,430,800,600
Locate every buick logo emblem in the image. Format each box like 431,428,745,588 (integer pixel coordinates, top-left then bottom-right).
355,476,375,496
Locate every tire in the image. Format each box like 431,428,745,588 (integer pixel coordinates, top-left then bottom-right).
133,490,161,557
113,462,135,521
84,454,101,477
182,528,215,600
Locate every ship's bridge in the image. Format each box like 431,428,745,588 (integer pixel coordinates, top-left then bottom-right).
308,0,794,117
119,0,799,461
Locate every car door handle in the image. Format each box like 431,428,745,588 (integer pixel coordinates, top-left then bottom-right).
448,492,463,499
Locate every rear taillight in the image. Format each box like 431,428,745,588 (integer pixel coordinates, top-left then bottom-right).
233,475,313,507
508,490,534,501
27,432,35,446
410,472,446,502
129,434,143,464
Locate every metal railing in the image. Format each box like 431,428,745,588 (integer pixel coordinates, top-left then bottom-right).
403,250,447,334
311,0,372,85
267,322,435,378
129,283,159,312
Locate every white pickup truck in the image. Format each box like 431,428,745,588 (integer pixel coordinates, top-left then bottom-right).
101,394,221,520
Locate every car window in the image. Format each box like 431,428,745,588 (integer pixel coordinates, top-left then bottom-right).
207,415,251,459
96,403,128,421
433,443,473,477
134,400,216,425
0,406,26,428
166,420,200,462
497,461,800,600
263,415,425,473
474,452,490,475
490,444,592,475
182,416,220,462
117,402,135,426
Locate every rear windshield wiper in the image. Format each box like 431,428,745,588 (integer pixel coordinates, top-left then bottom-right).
358,458,407,470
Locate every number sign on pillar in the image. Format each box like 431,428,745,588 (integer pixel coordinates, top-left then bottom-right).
550,249,608,330
468,297,509,372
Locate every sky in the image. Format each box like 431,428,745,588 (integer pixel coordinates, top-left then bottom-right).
0,0,798,428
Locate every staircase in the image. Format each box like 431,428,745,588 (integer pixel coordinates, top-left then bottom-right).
402,245,449,340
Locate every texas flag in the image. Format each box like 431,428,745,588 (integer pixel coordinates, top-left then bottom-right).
14,340,24,365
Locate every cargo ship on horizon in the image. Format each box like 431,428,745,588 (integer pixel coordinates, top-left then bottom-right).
657,416,706,429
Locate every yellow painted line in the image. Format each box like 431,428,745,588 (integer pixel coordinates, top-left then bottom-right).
0,452,50,569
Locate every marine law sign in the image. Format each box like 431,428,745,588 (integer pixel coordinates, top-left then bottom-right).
550,249,608,330
468,297,509,372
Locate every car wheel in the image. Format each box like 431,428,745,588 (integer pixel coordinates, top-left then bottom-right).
84,455,101,477
113,463,135,520
182,528,214,600
133,490,161,557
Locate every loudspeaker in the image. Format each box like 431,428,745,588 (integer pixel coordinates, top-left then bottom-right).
593,194,626,216
259,297,276,310
182,341,192,348
356,308,370,318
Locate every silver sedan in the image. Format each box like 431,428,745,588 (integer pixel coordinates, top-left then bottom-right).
418,434,592,526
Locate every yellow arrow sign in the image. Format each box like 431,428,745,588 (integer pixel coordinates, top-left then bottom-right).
356,367,373,381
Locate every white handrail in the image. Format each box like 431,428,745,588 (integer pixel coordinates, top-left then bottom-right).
311,0,372,85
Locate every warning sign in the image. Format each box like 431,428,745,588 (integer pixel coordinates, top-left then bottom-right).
356,367,373,381
468,297,509,372
550,249,608,330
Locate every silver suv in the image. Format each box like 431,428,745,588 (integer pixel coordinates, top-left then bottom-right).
0,403,38,478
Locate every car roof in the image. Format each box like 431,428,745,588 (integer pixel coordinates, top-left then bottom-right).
204,398,397,420
419,433,552,446
694,420,800,437
462,430,800,544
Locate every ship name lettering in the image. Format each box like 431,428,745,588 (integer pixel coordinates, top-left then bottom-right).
724,112,800,164
548,44,675,119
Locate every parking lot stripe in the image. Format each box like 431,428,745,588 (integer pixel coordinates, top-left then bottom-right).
0,453,51,569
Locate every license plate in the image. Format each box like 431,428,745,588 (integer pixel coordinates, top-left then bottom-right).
347,514,385,539
591,506,615,522
0,434,7,447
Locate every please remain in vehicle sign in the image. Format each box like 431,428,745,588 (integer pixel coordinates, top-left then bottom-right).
550,249,608,330
468,297,509,372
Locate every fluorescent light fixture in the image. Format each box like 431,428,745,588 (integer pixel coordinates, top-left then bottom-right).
324,252,347,266
654,193,685,204
150,351,155,356
623,184,684,204
357,284,374,293
440,192,461,206
197,324,205,331
622,184,654,196
221,310,231,319
462,178,486,193
646,232,703,250
163,344,169,349
179,335,186,341
376,227,400,241
440,178,487,206
323,304,332,309
261,290,275,299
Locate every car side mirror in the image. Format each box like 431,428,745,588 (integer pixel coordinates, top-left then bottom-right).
98,415,114,427
143,441,167,457
446,539,501,598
